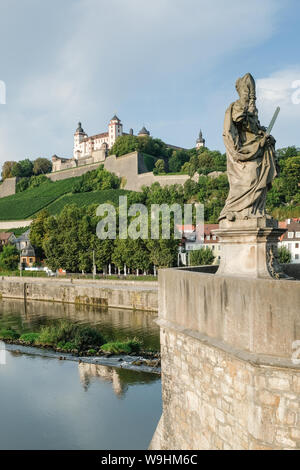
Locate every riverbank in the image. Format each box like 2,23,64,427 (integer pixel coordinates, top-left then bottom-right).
0,276,158,312
3,342,161,374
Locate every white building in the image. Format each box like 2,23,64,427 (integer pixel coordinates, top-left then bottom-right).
279,219,300,263
52,114,206,172
73,115,124,160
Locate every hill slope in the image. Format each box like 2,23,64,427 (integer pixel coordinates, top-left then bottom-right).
0,176,130,220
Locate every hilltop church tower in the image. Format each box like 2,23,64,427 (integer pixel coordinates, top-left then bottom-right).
196,129,205,149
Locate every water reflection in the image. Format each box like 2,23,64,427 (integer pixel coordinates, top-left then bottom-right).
78,362,159,397
0,350,161,450
0,298,160,351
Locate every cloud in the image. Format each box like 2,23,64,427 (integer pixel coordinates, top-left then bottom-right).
0,0,285,167
256,67,300,147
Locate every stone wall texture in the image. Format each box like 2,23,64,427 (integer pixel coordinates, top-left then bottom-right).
0,277,158,312
48,152,196,191
0,177,17,198
150,268,300,450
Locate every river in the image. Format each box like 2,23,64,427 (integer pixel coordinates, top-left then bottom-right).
0,298,161,450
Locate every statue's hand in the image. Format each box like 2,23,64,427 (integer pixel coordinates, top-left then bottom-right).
268,135,276,145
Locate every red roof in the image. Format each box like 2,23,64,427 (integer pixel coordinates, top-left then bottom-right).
0,232,13,241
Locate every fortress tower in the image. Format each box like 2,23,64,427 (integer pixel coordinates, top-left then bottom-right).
73,122,87,159
108,115,123,148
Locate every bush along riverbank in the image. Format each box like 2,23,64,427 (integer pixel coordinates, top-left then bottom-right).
0,321,160,366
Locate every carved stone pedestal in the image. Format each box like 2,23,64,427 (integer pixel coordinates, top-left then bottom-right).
213,217,288,279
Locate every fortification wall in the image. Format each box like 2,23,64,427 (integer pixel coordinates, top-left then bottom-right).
150,268,300,450
48,152,196,190
0,177,17,198
47,163,103,182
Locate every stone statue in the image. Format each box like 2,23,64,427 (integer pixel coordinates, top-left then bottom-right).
219,73,278,222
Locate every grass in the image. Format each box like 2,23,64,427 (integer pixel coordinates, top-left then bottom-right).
0,227,29,237
101,339,142,355
0,271,48,277
19,332,40,344
0,177,81,220
0,328,20,340
37,320,105,351
0,321,143,356
46,189,131,215
0,270,157,281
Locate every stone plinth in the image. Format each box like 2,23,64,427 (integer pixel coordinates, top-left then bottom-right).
150,267,300,450
213,218,287,279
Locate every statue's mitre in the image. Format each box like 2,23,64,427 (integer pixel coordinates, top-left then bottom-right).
235,73,256,99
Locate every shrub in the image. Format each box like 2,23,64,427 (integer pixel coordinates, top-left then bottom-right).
19,332,40,344
189,247,215,266
0,328,20,340
38,321,104,351
61,341,77,351
74,326,105,350
101,338,141,354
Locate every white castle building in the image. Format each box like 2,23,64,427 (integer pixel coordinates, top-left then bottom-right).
52,115,205,173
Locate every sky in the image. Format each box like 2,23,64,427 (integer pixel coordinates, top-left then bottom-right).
0,0,300,170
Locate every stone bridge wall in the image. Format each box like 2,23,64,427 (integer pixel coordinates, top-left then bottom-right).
150,268,300,450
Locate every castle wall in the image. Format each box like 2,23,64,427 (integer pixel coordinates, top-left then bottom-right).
49,151,198,190
0,177,17,198
150,268,300,450
47,162,103,182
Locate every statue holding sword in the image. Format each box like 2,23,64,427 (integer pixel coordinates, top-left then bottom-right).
219,73,280,222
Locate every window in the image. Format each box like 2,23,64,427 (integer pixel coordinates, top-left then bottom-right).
295,254,299,260
212,235,216,240
296,232,300,238
296,243,299,249
206,235,210,240
288,232,294,238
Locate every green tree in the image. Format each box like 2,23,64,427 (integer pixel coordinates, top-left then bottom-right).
11,159,33,178
30,209,51,259
33,158,52,175
277,246,292,264
168,152,182,173
1,161,15,180
153,159,166,175
189,247,215,266
0,245,19,270
72,165,120,193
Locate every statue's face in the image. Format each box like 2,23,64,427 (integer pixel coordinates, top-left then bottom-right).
240,89,250,105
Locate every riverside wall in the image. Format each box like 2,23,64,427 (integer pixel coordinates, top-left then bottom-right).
150,267,300,450
0,277,158,312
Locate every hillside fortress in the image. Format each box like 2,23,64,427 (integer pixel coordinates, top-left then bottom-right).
0,116,206,198
52,115,205,173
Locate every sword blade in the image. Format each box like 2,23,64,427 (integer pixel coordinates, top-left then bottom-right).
266,106,280,135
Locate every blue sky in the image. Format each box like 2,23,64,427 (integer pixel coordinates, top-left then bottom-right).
0,0,300,169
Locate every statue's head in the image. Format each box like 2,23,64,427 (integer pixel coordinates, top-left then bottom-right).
235,73,256,112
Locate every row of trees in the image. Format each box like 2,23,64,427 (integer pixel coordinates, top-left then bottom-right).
2,158,52,180
30,206,179,273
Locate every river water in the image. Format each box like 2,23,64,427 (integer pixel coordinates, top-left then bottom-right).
0,298,161,450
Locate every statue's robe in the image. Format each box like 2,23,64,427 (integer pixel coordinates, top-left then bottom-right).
219,101,277,221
